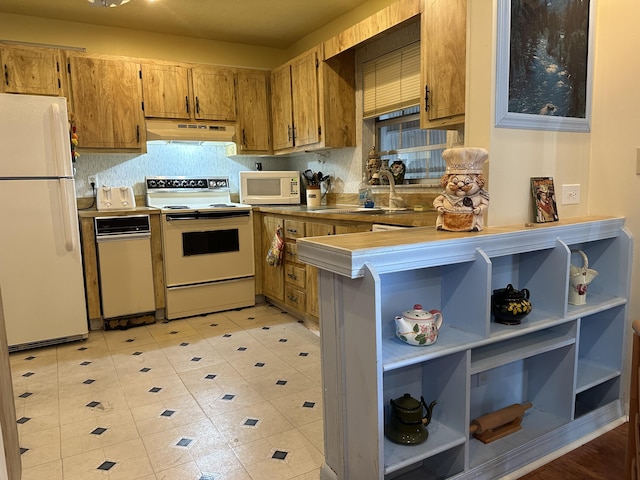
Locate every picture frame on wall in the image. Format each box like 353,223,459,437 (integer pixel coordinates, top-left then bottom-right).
495,0,595,132
531,177,559,223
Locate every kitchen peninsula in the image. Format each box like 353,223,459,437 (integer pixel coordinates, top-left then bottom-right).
297,216,631,479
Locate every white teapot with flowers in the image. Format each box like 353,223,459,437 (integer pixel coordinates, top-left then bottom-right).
394,304,443,346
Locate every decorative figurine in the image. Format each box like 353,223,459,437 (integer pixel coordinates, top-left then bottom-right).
433,147,490,232
390,159,406,185
366,146,382,185
568,250,598,305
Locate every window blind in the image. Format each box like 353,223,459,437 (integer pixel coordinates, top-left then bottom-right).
362,42,421,119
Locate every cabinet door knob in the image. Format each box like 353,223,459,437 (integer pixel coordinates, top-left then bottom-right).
185,96,190,113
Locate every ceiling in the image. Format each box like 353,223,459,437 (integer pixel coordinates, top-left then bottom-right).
0,0,370,49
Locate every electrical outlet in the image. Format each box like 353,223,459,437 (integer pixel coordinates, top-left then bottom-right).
88,175,97,187
561,184,580,205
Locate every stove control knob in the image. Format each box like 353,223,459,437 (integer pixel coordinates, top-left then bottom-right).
189,180,196,186
148,180,156,187
197,180,205,187
158,180,165,187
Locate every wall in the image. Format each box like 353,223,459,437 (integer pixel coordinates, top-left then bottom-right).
589,0,640,329
463,0,640,325
0,13,285,68
73,144,291,199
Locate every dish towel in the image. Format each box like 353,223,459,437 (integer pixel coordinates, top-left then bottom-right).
266,226,284,267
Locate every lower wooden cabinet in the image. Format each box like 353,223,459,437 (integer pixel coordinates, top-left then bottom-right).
258,212,372,322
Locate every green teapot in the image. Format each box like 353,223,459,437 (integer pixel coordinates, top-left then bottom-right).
385,393,437,445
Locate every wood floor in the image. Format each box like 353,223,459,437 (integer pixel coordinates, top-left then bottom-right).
519,422,628,479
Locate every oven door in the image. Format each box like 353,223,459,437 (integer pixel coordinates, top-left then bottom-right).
162,210,254,286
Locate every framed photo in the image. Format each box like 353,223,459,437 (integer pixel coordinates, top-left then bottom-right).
495,0,595,132
531,177,559,223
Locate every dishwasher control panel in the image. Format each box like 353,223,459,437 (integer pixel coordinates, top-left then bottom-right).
95,214,151,238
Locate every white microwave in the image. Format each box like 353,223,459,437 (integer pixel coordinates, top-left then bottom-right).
239,171,301,205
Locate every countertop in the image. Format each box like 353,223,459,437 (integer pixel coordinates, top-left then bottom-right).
252,205,438,227
76,202,438,227
78,206,160,218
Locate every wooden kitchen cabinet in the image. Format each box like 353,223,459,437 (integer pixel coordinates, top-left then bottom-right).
236,69,271,153
283,219,307,312
305,221,335,319
258,212,373,323
261,214,285,302
270,45,355,153
140,63,190,119
67,53,146,151
0,44,66,97
420,0,467,129
140,63,236,121
298,217,631,479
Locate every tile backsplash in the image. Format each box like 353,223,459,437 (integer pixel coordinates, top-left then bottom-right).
73,142,362,204
73,143,291,199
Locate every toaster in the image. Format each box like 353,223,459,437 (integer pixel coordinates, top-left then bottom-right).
97,186,136,211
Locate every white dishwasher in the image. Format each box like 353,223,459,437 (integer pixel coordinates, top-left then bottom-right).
95,215,155,320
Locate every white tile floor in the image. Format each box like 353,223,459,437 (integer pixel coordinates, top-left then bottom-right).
9,303,324,480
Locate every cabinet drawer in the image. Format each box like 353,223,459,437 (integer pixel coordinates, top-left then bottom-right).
285,285,306,311
285,241,303,264
284,219,305,239
285,264,306,289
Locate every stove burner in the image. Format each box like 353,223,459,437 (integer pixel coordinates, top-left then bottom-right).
164,205,190,209
210,204,236,208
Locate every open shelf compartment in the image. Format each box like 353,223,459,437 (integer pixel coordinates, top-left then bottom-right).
383,351,468,476
468,342,576,469
488,240,569,336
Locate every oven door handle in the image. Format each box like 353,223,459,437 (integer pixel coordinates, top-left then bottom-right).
165,211,251,221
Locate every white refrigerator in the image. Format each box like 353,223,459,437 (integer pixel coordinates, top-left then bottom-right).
0,93,88,351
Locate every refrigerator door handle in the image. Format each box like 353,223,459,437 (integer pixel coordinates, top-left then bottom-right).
59,178,76,252
51,102,71,178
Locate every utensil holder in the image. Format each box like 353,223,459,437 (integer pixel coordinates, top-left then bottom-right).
306,187,321,207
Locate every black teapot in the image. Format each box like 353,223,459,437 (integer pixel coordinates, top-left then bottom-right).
491,284,532,325
385,393,437,445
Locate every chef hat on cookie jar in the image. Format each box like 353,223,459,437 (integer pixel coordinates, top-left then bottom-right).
442,147,489,174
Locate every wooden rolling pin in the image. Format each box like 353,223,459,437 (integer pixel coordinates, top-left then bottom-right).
469,402,533,444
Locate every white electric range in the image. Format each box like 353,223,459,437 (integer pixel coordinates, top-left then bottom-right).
145,176,255,320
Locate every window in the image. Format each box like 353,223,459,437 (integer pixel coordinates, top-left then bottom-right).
376,106,448,182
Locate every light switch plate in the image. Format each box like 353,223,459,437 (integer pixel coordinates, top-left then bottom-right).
561,184,580,205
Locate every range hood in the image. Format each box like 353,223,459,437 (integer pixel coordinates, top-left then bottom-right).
146,120,236,144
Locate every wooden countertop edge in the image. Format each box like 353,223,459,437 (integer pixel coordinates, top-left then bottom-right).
296,215,626,278
78,206,161,218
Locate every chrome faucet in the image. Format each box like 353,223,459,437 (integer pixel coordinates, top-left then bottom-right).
377,169,406,210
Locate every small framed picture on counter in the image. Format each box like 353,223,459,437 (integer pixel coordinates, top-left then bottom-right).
531,177,559,223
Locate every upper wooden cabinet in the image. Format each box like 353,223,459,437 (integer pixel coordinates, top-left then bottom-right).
0,44,65,96
140,63,236,121
420,0,467,129
271,49,316,151
271,45,355,153
236,69,271,154
67,53,146,151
